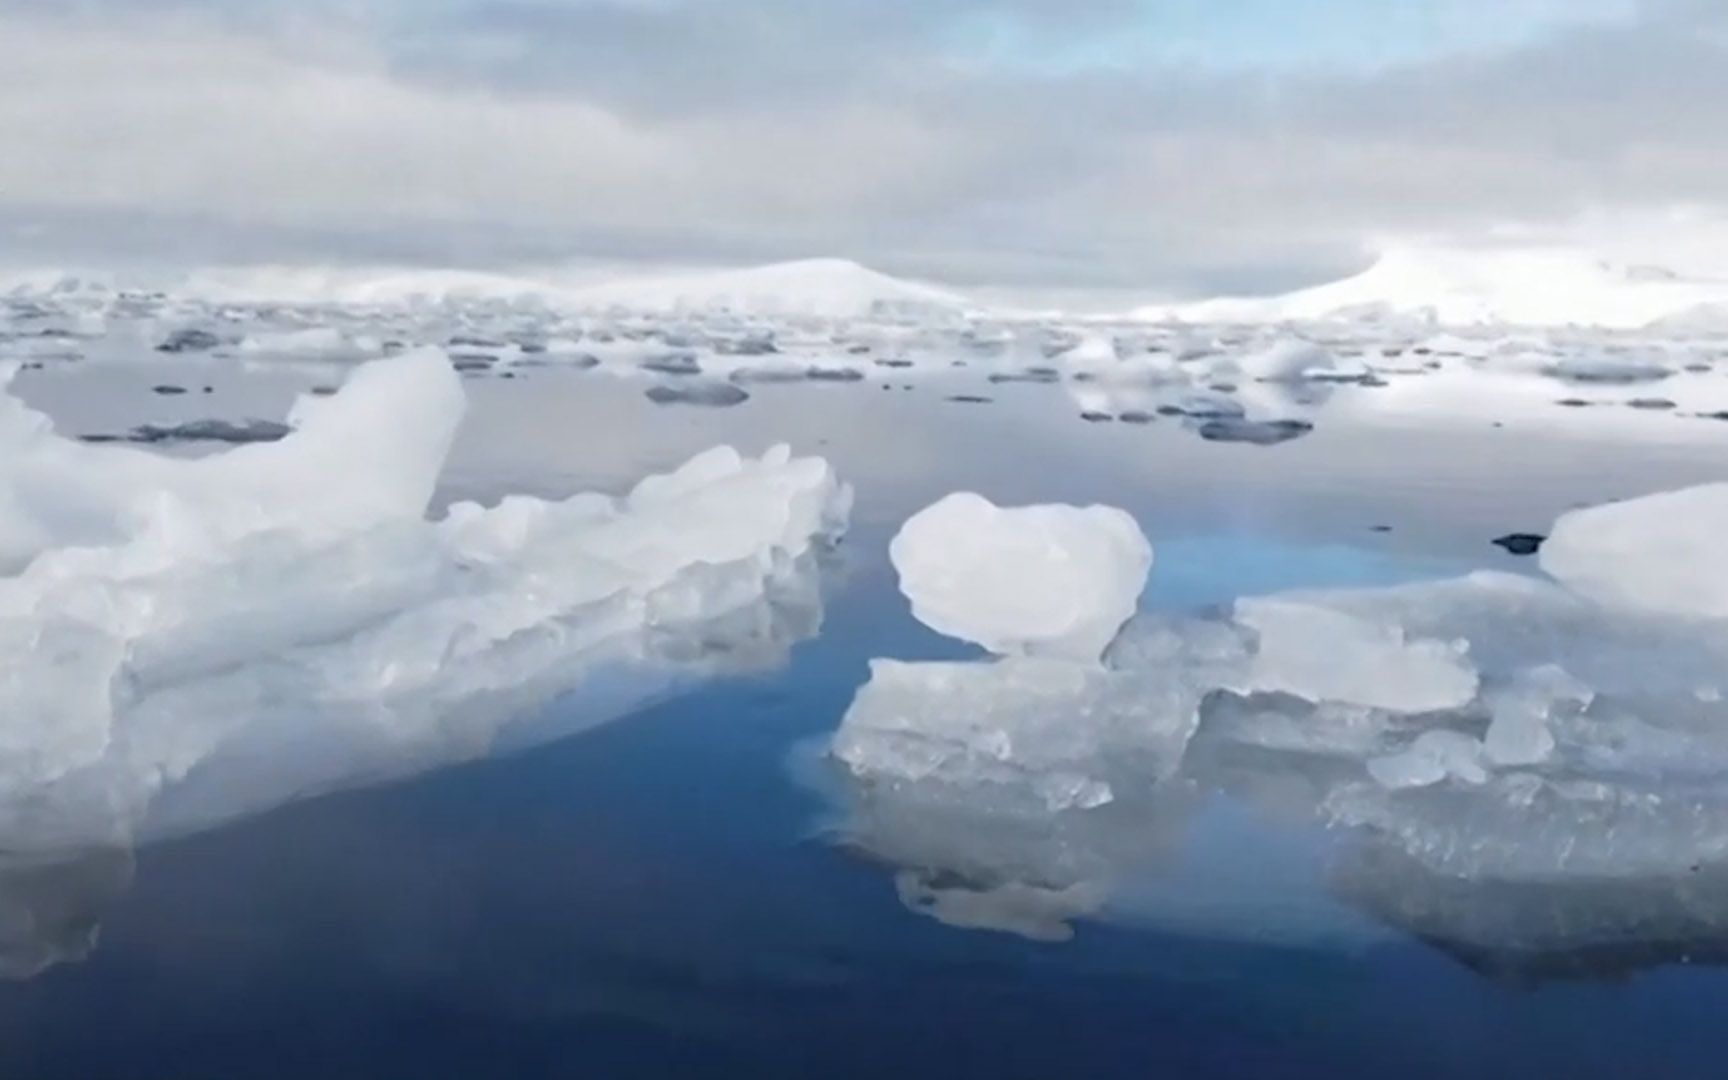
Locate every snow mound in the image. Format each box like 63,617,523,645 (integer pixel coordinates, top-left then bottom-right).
1143,246,1728,330
889,493,1152,663
0,350,849,852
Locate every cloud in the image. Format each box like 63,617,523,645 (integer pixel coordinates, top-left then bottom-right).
0,0,1723,293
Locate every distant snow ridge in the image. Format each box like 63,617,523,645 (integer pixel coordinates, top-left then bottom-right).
183,258,969,320
0,349,849,853
0,271,116,301
832,482,1728,943
558,258,968,320
1142,245,1728,330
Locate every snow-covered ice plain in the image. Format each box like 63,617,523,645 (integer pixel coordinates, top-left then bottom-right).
8,247,1728,1074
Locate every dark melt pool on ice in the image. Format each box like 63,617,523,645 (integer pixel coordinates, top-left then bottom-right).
5,368,1728,1078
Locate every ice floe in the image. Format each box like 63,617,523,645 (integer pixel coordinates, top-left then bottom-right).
829,483,1728,963
0,349,849,858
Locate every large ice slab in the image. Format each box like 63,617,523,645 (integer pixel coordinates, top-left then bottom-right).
0,350,849,855
889,493,1152,663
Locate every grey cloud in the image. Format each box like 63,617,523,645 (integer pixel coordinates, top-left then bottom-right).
0,0,1723,294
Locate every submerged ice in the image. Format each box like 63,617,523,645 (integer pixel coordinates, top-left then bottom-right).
830,483,1728,962
0,350,849,857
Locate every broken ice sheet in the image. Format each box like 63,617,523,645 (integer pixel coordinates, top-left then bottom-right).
826,485,1728,972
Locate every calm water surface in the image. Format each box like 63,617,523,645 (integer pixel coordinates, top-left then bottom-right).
4,362,1728,1078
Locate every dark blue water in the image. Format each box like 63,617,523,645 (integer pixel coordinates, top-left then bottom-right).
1,525,1725,1080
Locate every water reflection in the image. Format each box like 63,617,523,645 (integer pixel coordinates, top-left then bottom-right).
1332,844,1728,986
0,850,132,980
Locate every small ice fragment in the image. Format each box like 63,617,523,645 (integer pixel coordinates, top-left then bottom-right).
1197,418,1313,446
644,382,749,407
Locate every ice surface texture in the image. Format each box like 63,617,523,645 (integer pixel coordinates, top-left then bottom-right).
0,350,849,853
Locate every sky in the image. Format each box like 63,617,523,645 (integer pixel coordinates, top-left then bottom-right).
0,0,1724,295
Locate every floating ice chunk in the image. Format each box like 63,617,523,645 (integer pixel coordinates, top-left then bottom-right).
105,419,292,446
238,326,352,357
829,610,1247,940
889,493,1152,662
644,381,750,407
155,329,223,354
1236,597,1478,712
1542,483,1728,620
833,655,1199,808
1166,392,1245,419
1543,355,1672,385
1196,418,1313,446
0,348,463,575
